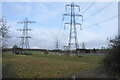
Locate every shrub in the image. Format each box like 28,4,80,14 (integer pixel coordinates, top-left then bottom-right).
103,36,120,77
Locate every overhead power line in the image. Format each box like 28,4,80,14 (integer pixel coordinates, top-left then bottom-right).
91,0,117,16
95,15,118,25
84,0,116,21
80,0,91,11
81,0,97,15
84,15,118,30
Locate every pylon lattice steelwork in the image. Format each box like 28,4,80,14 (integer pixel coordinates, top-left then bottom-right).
63,46,68,51
54,37,60,50
82,42,85,49
63,2,83,55
18,18,35,49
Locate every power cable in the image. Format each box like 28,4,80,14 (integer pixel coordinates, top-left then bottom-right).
83,15,118,30
81,0,97,15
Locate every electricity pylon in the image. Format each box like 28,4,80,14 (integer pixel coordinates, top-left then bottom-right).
63,46,68,51
82,42,85,49
17,18,35,50
63,2,83,55
54,37,60,50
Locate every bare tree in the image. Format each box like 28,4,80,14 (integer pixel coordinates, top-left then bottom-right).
0,16,10,49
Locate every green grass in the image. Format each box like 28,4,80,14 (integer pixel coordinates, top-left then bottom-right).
2,51,104,78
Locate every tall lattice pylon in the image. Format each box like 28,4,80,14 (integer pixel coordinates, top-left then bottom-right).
17,18,35,49
82,42,85,49
63,2,83,55
54,37,60,50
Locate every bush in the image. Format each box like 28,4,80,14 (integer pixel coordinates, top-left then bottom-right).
103,36,120,77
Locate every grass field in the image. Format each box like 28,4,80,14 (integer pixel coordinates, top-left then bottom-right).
2,51,104,78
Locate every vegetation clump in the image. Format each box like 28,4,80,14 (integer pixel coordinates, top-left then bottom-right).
103,36,120,78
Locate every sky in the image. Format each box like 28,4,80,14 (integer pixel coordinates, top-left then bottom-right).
1,1,118,50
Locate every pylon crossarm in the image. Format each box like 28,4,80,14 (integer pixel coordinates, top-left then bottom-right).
62,14,71,21
2,28,7,31
27,21,36,23
17,29,31,31
18,21,35,24
19,36,31,38
74,4,80,11
75,14,83,17
17,29,23,31
19,37,24,38
63,14,71,16
64,22,70,29
65,4,71,11
75,23,81,25
62,14,67,21
26,36,31,38
17,22,24,24
75,23,82,30
26,29,32,31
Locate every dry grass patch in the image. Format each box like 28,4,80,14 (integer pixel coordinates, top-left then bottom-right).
2,52,104,78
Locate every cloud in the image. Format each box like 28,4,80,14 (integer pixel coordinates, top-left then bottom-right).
4,2,118,49
7,23,110,49
32,46,40,49
85,39,108,49
29,27,59,49
1,0,119,2
32,3,62,24
3,2,32,18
